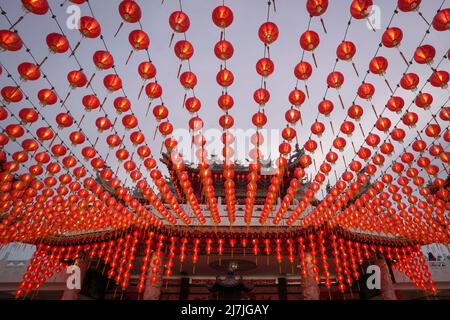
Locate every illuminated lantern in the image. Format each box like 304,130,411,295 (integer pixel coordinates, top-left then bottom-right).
366,133,380,147
357,82,374,100
304,139,318,153
279,142,291,155
402,111,418,127
386,96,404,113
333,137,347,151
38,89,57,106
340,121,355,136
1,86,23,103
398,0,421,12
318,99,334,116
79,16,101,38
138,61,156,80
382,27,403,48
119,0,141,23
429,70,449,88
285,109,301,124
67,70,87,88
216,69,234,87
169,11,190,33
415,93,433,109
253,88,270,106
252,112,267,128
46,33,69,53
19,108,39,124
326,151,338,164
22,0,49,15
159,121,173,136
174,40,194,60
145,82,163,100
327,71,344,89
337,41,356,61
218,94,234,111
0,30,23,51
391,128,406,142
311,121,325,136
18,62,41,81
179,71,197,90
375,117,391,132
129,30,149,50
103,74,122,92
282,127,296,141
256,58,274,77
258,22,279,44
219,114,234,130
93,51,114,70
440,107,450,121
106,134,122,148
289,89,306,106
432,9,450,31
307,0,329,16
400,73,419,91
55,113,73,128
414,45,435,64
95,117,112,132
299,154,312,168
114,97,131,113
425,124,441,138
0,107,7,121
294,61,312,80
214,40,234,60
122,114,138,129
36,127,54,141
212,6,233,28
348,104,363,120
369,56,388,75
350,0,373,19
185,97,201,113
70,132,85,145
300,30,320,51
82,95,100,111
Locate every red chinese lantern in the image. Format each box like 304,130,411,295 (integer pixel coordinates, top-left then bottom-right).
382,27,403,48
212,6,233,28
22,0,49,15
174,40,194,60
400,73,419,91
122,114,138,129
375,117,391,132
429,70,449,88
253,88,270,106
2,86,23,103
256,58,274,77
357,82,375,100
369,56,388,75
216,69,234,87
279,142,292,155
294,61,312,80
103,74,122,92
79,16,101,38
327,71,344,89
129,30,149,50
439,107,450,121
337,41,356,61
185,97,201,113
218,94,234,111
415,93,433,109
307,0,329,16
18,62,41,81
38,89,57,106
432,9,450,31
340,121,355,136
118,0,141,23
398,0,421,12
258,22,279,44
350,0,373,19
0,30,23,51
386,96,404,113
252,112,267,128
304,139,318,153
282,127,297,141
289,89,306,106
95,117,112,132
67,70,87,88
46,33,69,54
145,82,163,100
19,108,39,124
180,71,197,90
414,45,435,64
391,128,406,142
285,109,301,124
82,95,100,111
5,124,24,139
311,121,325,136
214,40,234,60
425,124,441,138
114,97,131,113
93,51,114,70
402,111,418,127
300,30,320,51
333,137,347,151
55,113,73,128
138,61,156,80
159,121,173,136
219,114,234,130
348,104,363,120
36,127,54,141
318,99,334,116
366,133,380,147
169,11,190,33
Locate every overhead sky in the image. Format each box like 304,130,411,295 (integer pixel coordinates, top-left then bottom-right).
0,0,448,227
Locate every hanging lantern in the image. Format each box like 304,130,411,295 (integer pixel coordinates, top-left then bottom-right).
294,61,312,80
252,111,267,128
95,117,112,132
103,74,122,92
337,41,356,61
340,121,355,136
432,9,450,31
82,94,100,111
118,0,141,23
289,89,306,106
218,94,234,111
145,82,163,100
350,0,373,19
400,73,419,91
174,40,194,60
369,56,388,75
214,40,234,60
300,30,320,51
425,124,441,138
253,88,270,106
415,92,433,109
333,137,347,151
258,22,279,44
138,61,156,80
216,68,234,87
429,70,449,88
285,108,301,124
46,33,69,54
357,82,375,100
327,71,344,89
122,114,138,129
256,58,274,77
114,97,131,113
386,96,404,113
348,104,363,120
67,70,87,88
159,121,173,136
311,121,325,136
0,30,23,51
212,5,233,28
402,111,418,127
18,62,41,81
19,108,39,124
79,16,102,38
22,0,49,15
2,86,23,104
382,27,403,48
398,0,421,12
219,114,234,130
179,71,197,90
93,50,114,70
37,89,57,106
55,113,73,128
129,30,149,50
414,45,435,64
304,139,318,153
318,99,334,116
375,117,391,133
185,97,201,113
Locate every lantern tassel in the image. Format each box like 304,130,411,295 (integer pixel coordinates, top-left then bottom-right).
351,61,359,77
418,11,430,26
371,103,378,118
78,114,85,128
37,56,48,69
114,22,124,38
182,92,187,109
138,83,145,100
330,121,335,136
125,50,134,65
398,49,410,67
366,18,376,32
273,0,277,12
305,83,310,99
70,40,81,57
338,93,345,110
169,32,174,48
9,16,24,30
384,77,394,94
152,126,158,141
146,101,153,117
320,18,327,34
61,91,71,108
86,73,96,88
359,123,365,137
319,141,324,155
177,63,182,78
312,52,318,68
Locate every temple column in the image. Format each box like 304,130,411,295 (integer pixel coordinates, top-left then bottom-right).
61,256,89,300
375,258,397,300
143,252,166,300
302,253,320,300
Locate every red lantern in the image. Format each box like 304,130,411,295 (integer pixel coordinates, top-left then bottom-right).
288,89,306,107
414,45,435,64
425,124,441,138
37,89,57,106
159,122,173,136
400,73,419,91
340,121,355,136
219,114,234,130
129,30,149,50
79,16,101,38
18,62,41,81
216,69,234,87
253,88,270,106
429,70,449,88
300,30,320,51
369,56,388,75
114,97,131,113
311,121,325,136
218,94,234,111
350,0,373,19
22,0,49,15
398,0,421,12
294,61,312,80
214,40,234,60
282,127,297,141
415,93,433,109
185,97,201,113
391,128,406,142
145,82,163,100
318,99,334,116
304,139,318,153
103,74,122,92
55,113,73,128
2,86,23,103
386,96,404,113
285,109,301,124
95,117,112,132
179,71,197,90
366,133,380,148
402,112,418,127
256,58,274,77
82,95,100,111
174,40,194,60
67,70,87,88
19,108,39,124
138,61,156,80
327,71,344,89
0,30,23,51
69,132,85,145
432,9,450,31
348,104,363,120
212,6,233,28
46,33,68,54
36,127,54,141
169,11,190,33
382,27,403,48
375,117,391,132
333,137,347,151
357,82,375,100
122,114,138,129
119,0,142,23
336,41,356,61
307,0,329,16
258,22,279,44
93,51,114,70
252,112,267,128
